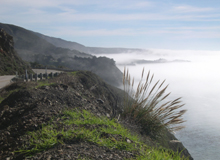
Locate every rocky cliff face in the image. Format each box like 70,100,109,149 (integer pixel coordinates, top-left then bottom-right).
0,28,33,75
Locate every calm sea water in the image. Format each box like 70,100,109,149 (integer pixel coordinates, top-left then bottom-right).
98,50,220,160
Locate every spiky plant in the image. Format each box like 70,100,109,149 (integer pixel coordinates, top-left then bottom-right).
122,67,186,137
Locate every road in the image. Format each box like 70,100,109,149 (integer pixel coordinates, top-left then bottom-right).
0,75,15,89
0,69,62,89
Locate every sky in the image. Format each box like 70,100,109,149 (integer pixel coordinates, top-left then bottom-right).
0,0,220,50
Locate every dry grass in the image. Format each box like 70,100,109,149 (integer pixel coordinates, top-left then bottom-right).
122,67,187,137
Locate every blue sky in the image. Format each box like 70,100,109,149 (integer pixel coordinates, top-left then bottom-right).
0,0,220,50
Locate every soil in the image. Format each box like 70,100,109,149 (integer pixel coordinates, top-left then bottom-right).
0,71,193,160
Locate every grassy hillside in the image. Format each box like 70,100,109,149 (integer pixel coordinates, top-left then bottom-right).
17,109,187,159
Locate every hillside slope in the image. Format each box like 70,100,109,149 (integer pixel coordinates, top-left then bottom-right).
0,23,91,62
0,28,33,75
0,71,193,160
34,32,89,53
0,23,122,87
34,32,147,54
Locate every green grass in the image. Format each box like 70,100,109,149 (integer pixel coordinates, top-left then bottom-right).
16,109,188,159
35,81,55,88
67,71,79,76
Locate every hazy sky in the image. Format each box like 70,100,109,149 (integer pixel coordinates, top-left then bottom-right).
1,0,220,50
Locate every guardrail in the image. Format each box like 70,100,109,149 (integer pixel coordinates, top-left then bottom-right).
11,72,61,83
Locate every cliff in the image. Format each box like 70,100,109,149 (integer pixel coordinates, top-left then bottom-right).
0,71,193,159
0,28,33,75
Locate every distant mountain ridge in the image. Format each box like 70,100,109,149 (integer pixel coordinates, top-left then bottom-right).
34,32,147,54
34,32,89,53
0,23,92,62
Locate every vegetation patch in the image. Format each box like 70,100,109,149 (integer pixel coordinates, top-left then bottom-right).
67,71,79,76
17,109,187,159
35,80,55,88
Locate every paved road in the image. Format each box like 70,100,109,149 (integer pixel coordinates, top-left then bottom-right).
0,75,15,89
0,69,62,89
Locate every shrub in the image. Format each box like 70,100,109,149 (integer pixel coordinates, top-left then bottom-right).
122,67,186,137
